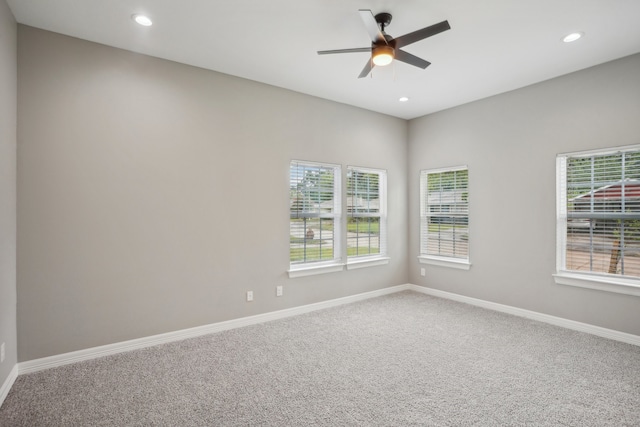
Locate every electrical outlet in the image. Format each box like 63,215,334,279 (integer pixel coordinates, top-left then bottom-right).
276,285,283,297
420,268,426,277
246,291,254,302
1,342,5,363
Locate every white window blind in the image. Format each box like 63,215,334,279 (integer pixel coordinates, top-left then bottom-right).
420,167,469,260
557,146,640,279
346,167,387,259
289,160,341,266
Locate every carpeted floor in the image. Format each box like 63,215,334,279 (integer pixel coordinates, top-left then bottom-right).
1,291,639,426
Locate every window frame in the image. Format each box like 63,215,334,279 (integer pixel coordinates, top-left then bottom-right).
555,145,640,297
345,166,390,270
418,165,471,270
288,160,343,278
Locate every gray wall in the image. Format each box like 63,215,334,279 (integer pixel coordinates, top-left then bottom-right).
14,22,640,363
17,26,409,361
0,0,17,386
408,53,640,335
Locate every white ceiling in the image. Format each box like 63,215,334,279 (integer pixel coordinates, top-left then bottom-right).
7,0,640,120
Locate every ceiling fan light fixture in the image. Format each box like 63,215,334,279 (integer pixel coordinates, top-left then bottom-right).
372,45,395,66
317,10,450,78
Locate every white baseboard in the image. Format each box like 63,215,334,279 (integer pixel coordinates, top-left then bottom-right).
408,284,640,347
15,282,639,378
19,284,411,375
0,364,18,408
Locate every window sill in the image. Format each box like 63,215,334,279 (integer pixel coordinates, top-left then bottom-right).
287,262,345,278
418,255,471,270
346,257,390,270
553,272,640,297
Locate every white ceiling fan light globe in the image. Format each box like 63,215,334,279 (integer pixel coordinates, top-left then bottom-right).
372,45,395,66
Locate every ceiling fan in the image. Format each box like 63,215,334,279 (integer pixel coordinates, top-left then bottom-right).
318,10,451,78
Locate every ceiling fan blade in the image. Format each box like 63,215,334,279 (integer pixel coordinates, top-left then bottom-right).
317,47,371,55
394,20,451,49
357,59,374,78
358,9,387,44
395,49,431,69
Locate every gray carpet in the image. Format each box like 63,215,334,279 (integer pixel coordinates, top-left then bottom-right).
1,291,639,426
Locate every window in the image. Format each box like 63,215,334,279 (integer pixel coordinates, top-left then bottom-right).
419,166,470,269
555,146,640,296
346,167,388,268
289,160,342,276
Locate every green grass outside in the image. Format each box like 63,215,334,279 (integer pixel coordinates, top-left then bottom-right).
290,246,333,262
290,219,380,234
347,221,380,234
290,245,380,262
346,246,380,257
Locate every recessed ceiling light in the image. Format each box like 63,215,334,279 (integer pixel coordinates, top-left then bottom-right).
132,14,153,27
563,32,583,43
399,97,409,102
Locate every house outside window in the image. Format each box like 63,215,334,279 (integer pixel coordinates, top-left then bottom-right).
419,166,470,270
346,167,388,267
555,146,640,296
289,160,342,277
